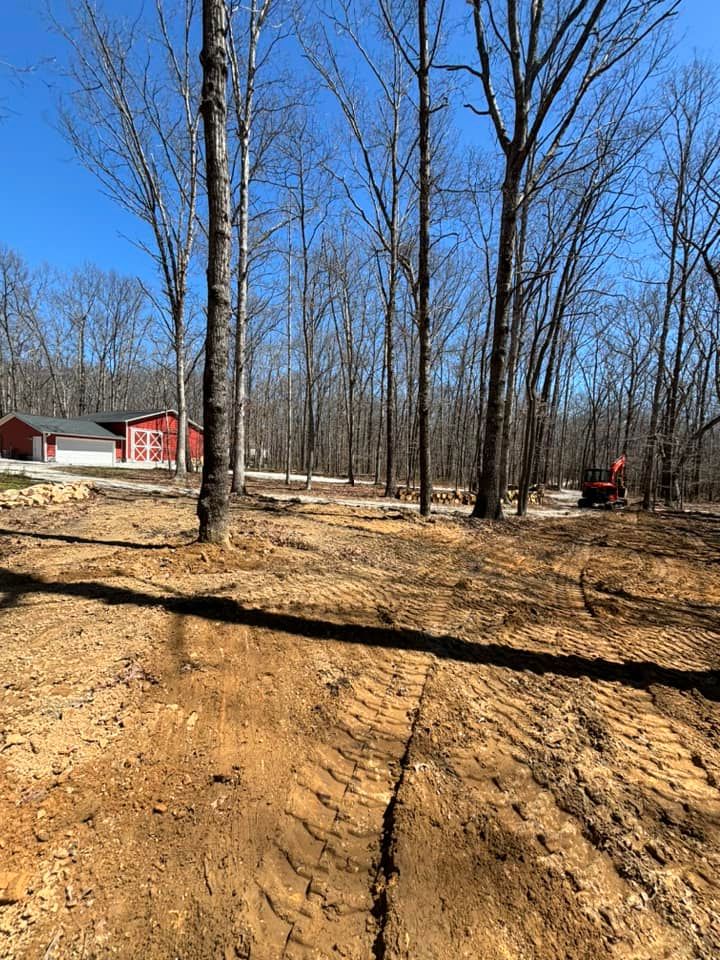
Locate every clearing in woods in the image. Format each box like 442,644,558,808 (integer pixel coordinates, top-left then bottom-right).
0,490,718,959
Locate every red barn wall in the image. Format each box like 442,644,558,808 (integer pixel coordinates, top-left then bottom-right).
129,414,177,463
0,417,40,459
188,423,204,461
127,413,203,464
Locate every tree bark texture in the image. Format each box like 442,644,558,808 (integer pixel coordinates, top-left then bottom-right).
198,0,232,544
417,0,432,517
473,168,520,519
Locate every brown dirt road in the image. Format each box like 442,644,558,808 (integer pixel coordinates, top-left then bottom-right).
0,492,718,959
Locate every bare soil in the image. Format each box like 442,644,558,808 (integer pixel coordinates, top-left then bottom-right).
59,468,462,504
0,491,718,959
61,467,184,484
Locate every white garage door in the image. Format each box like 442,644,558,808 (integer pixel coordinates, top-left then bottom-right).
55,436,115,467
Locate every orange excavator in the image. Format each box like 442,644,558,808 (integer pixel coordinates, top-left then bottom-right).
578,454,627,510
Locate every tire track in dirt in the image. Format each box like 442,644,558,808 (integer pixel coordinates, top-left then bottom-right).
466,534,720,957
54,613,261,958
441,688,696,959
245,651,433,959
378,524,719,957
578,566,719,672
236,522,485,957
6,501,718,958
570,547,720,956
239,528,482,959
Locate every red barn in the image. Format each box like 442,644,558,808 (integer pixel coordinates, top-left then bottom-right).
0,410,203,468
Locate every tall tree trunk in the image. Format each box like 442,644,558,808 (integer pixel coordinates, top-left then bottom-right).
417,0,432,517
198,0,231,544
642,237,677,510
78,321,86,416
304,361,314,491
228,2,267,495
375,336,385,485
347,373,355,485
285,338,292,485
473,165,520,519
231,197,248,494
498,276,522,502
690,352,711,500
175,312,188,477
659,247,689,506
383,265,397,497
517,387,538,517
499,177,530,500
285,224,293,485
231,280,247,493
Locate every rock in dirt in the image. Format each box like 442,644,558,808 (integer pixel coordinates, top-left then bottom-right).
74,802,99,825
1,734,26,751
0,871,31,905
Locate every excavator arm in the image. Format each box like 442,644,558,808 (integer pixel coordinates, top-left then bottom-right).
610,454,626,482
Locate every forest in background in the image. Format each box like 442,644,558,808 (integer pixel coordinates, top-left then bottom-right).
2,0,720,511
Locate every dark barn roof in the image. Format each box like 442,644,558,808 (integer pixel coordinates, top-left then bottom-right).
80,410,170,423
81,410,203,431
7,413,118,439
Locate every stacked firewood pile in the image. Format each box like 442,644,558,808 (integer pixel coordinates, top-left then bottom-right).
395,484,545,508
505,484,545,505
395,486,474,506
0,481,93,509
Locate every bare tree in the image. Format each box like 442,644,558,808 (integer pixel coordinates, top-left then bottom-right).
198,0,232,543
513,75,658,515
227,0,278,494
0,250,167,424
302,0,415,497
415,0,433,516
376,0,447,515
279,117,332,491
57,0,201,475
0,248,37,415
642,61,720,507
453,0,677,518
326,228,376,484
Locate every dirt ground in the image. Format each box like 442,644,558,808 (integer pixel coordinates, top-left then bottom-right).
59,467,468,504
0,489,718,960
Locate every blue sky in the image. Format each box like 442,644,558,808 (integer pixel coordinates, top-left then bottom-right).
1,0,719,289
